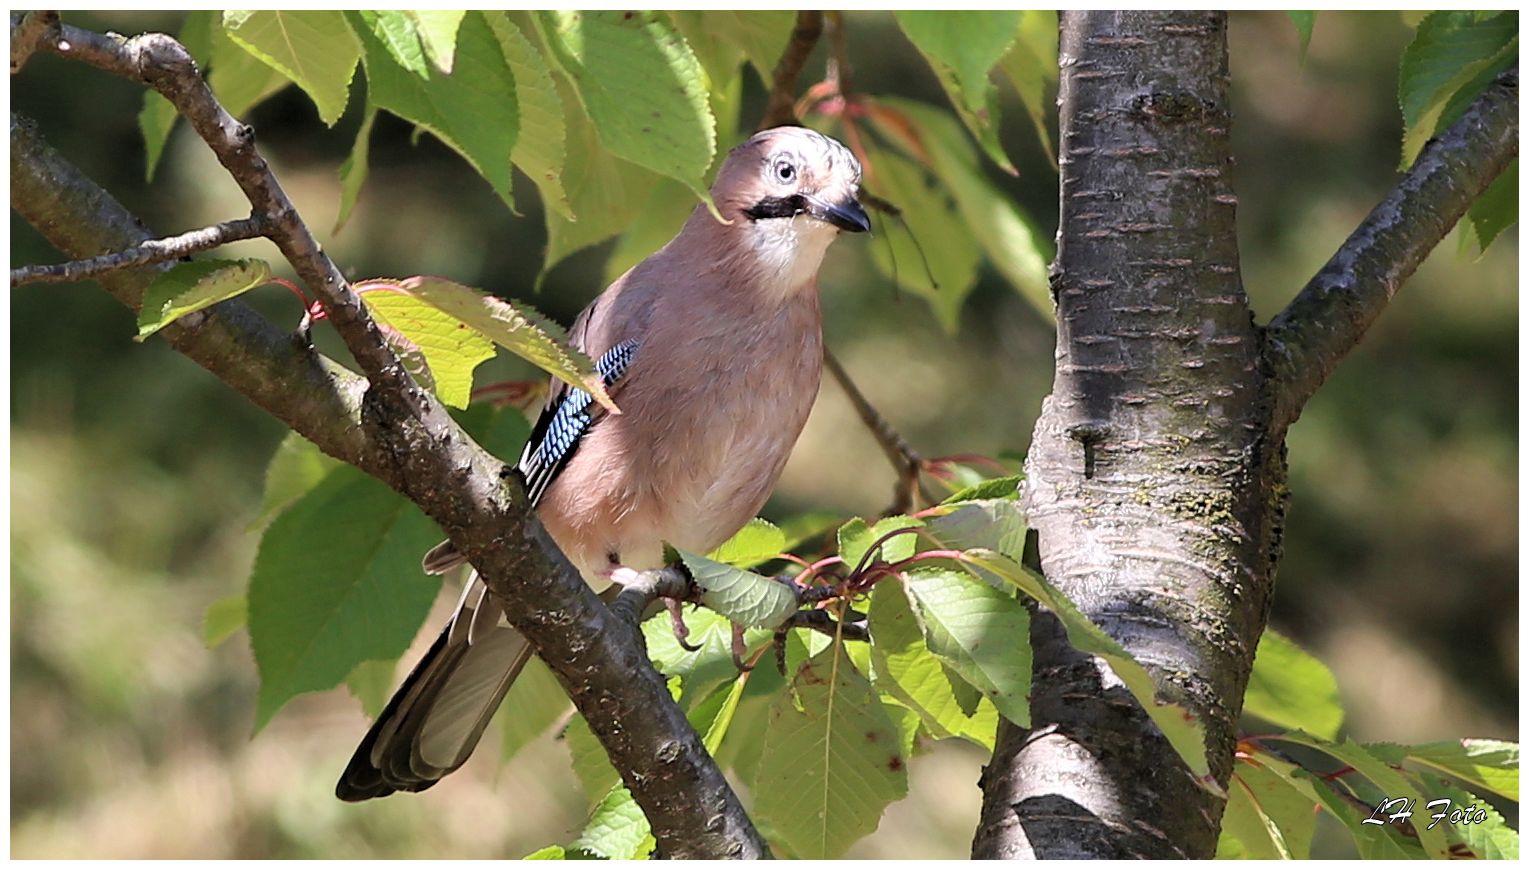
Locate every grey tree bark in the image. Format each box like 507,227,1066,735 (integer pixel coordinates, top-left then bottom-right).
972,10,1517,859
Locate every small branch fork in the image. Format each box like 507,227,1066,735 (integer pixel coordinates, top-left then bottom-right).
10,215,270,286
759,11,824,128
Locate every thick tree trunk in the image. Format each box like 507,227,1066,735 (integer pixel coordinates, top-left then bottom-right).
973,11,1280,858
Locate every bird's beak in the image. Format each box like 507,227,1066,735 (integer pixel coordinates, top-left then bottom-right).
805,194,871,233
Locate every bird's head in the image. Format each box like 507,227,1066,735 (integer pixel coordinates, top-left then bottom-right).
709,126,869,289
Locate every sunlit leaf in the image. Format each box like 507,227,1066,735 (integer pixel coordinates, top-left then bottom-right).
753,644,909,859
837,515,923,570
1367,738,1519,802
677,550,798,629
354,10,519,211
333,106,376,234
1218,754,1317,858
353,10,428,76
362,288,496,408
253,431,340,529
573,785,653,859
202,594,247,649
922,497,1028,562
708,517,788,569
221,10,360,126
901,567,1031,727
409,10,465,74
136,259,271,340
248,465,443,732
486,12,572,220
998,11,1058,167
895,12,1020,173
1243,627,1344,741
344,658,396,718
1416,771,1519,859
534,11,717,209
1397,11,1518,167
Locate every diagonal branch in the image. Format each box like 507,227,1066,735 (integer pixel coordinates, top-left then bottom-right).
17,18,768,859
11,214,270,286
759,10,824,128
823,348,933,515
1263,66,1518,432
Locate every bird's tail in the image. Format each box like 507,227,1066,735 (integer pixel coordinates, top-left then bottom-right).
335,572,531,801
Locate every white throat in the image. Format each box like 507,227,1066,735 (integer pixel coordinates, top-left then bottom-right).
740,216,839,295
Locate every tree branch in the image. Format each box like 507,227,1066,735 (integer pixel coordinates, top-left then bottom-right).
11,214,270,286
823,348,933,515
9,10,59,74
1263,65,1518,432
18,18,769,858
759,10,823,128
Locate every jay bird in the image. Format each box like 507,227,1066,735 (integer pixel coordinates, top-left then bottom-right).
336,126,870,801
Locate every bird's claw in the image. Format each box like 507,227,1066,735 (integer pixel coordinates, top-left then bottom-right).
666,598,702,652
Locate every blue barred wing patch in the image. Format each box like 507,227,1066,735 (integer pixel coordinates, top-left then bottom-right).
517,340,638,506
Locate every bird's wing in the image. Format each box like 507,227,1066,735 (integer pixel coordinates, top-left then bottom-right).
516,337,639,505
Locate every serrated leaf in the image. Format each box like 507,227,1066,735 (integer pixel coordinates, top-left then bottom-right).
922,497,1028,562
1220,754,1318,859
754,644,909,859
564,712,622,803
253,431,340,529
964,549,1216,787
868,579,997,749
998,11,1058,168
941,474,1023,505
871,97,1051,319
534,11,717,209
498,656,571,764
355,10,519,211
136,259,271,340
354,11,428,76
901,567,1031,727
701,671,750,754
334,106,376,234
523,845,565,859
344,658,396,718
248,465,444,732
1288,12,1316,59
677,550,798,629
362,288,496,408
1398,12,1519,167
1243,627,1344,741
837,515,923,571
202,594,247,649
221,10,360,126
1469,158,1517,253
895,12,1020,174
409,10,465,74
1416,771,1518,859
573,785,653,859
1304,772,1428,859
392,276,614,411
1369,738,1519,802
485,13,572,220
862,145,982,332
676,10,796,83
707,517,787,569
1277,732,1454,859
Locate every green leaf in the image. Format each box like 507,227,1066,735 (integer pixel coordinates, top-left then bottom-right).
921,498,1029,565
221,10,360,126
486,13,572,220
677,550,798,630
393,276,613,411
998,11,1058,168
353,11,428,76
700,671,750,754
868,579,997,749
643,606,772,717
965,549,1217,788
901,567,1031,727
355,10,519,211
1398,12,1518,167
135,259,271,340
675,11,796,84
753,644,909,859
523,845,565,860
1288,12,1316,59
1304,773,1428,859
895,12,1020,173
941,474,1023,505
1277,732,1454,859
534,11,717,209
707,517,787,569
202,594,247,649
837,515,923,570
498,657,572,764
1243,627,1344,741
573,785,653,859
1416,771,1519,859
361,288,496,408
344,658,396,718
1219,754,1317,859
205,15,294,120
410,10,466,74
601,178,698,286
253,431,340,529
333,106,377,234
861,145,982,332
1469,158,1517,253
564,712,621,803
871,97,1052,319
1368,739,1519,802
247,465,444,732
452,402,533,464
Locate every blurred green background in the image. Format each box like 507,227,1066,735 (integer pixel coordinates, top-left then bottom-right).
10,11,1516,859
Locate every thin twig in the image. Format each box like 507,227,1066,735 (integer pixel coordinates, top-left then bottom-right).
10,11,59,74
11,215,269,286
823,348,937,515
1263,65,1518,432
759,11,824,129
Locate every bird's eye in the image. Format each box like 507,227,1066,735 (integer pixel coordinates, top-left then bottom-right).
773,160,796,184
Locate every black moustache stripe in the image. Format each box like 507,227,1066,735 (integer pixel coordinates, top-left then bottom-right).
743,194,808,221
